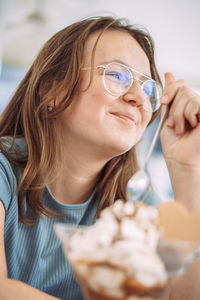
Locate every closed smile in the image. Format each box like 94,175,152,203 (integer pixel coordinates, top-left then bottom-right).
111,112,137,125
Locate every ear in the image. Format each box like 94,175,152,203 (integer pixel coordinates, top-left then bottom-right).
39,79,59,111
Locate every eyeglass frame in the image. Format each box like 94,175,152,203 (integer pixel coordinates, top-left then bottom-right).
82,61,162,112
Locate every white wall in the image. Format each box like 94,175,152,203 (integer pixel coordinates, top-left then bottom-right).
2,0,200,90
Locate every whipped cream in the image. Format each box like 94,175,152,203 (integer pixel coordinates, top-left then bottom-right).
67,200,167,298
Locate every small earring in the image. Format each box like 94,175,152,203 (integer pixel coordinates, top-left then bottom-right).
47,99,56,112
47,105,53,112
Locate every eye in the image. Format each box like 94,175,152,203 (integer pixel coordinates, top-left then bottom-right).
105,71,123,81
143,80,156,98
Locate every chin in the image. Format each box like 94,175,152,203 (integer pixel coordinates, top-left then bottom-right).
117,136,138,151
105,141,136,159
97,133,139,160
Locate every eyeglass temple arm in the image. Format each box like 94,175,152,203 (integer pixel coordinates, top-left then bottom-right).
81,65,106,70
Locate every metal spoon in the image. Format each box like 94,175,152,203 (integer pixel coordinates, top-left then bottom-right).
126,105,169,203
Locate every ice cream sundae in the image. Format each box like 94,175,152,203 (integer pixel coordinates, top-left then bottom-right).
59,200,168,299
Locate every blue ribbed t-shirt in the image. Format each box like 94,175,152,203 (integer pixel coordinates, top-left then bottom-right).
0,138,100,300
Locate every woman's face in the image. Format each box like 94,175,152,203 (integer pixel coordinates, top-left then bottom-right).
59,30,152,159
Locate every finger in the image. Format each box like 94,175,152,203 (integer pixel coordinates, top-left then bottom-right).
161,74,184,131
160,80,186,105
170,95,188,135
161,80,191,105
184,99,200,127
165,88,187,134
160,72,176,104
161,104,175,129
166,114,175,128
165,72,176,86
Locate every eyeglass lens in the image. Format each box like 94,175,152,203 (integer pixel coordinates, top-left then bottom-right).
103,63,161,112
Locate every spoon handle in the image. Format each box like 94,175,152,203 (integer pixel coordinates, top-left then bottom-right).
144,105,169,169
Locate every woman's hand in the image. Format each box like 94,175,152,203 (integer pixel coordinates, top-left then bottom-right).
160,72,200,172
160,73,200,210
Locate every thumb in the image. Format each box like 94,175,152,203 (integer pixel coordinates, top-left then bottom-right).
164,72,176,87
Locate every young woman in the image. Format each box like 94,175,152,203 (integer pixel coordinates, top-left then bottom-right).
0,16,200,300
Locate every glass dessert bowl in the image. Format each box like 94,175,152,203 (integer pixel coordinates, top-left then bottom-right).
55,200,200,300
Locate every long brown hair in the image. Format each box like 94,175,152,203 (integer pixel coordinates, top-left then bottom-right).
0,16,161,224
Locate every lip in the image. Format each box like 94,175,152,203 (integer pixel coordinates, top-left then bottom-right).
111,112,137,125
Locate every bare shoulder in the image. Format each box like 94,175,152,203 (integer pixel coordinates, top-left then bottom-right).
0,199,6,218
0,200,6,229
0,200,8,277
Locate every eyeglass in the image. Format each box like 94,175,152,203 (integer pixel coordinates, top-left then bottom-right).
82,62,162,112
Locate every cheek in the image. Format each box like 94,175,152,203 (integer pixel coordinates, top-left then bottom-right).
81,73,115,101
83,79,116,110
142,109,152,126
137,110,152,139
63,86,113,127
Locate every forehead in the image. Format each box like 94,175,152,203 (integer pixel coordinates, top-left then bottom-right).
83,30,151,75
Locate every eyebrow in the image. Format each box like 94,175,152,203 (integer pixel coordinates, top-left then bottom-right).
99,59,152,79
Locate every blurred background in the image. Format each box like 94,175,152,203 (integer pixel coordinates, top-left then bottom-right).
0,0,200,201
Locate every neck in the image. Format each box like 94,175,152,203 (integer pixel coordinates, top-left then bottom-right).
48,146,108,205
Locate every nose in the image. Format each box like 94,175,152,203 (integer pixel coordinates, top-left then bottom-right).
122,80,145,107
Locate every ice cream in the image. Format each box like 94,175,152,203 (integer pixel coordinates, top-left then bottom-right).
64,200,168,299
